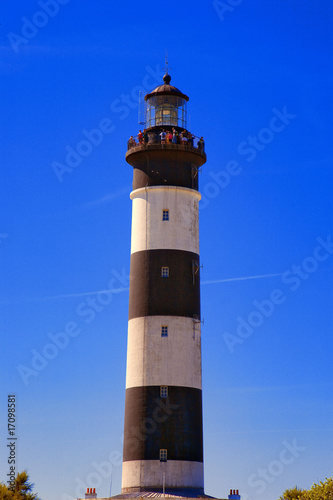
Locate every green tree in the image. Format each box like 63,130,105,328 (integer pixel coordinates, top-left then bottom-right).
279,478,333,500
279,486,308,500
0,471,40,500
0,483,15,500
307,478,333,500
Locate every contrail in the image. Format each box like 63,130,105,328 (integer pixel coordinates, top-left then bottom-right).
41,287,129,300
80,187,130,209
202,266,333,285
47,273,284,299
207,427,332,435
4,268,331,305
202,272,282,285
0,287,129,304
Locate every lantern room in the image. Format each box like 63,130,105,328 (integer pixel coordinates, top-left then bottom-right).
144,73,189,130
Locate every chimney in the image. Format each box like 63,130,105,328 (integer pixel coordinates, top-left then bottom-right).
85,488,97,499
228,489,241,500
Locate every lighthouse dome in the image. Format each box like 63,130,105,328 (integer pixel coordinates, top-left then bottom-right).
145,73,189,101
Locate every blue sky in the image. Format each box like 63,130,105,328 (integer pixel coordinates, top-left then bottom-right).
1,1,332,500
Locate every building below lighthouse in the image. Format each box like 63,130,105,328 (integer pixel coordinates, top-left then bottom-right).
77,68,240,500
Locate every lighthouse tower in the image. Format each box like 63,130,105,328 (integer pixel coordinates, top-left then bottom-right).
122,71,206,496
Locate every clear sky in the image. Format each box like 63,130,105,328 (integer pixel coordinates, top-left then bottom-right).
1,2,332,500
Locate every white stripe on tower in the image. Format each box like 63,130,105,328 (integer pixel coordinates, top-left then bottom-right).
130,186,201,254
126,316,201,390
122,461,204,491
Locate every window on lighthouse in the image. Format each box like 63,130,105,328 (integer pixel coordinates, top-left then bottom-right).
160,449,167,462
160,386,168,398
161,325,168,337
162,209,169,221
161,267,169,278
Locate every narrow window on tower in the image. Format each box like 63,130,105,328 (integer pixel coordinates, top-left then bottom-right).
161,267,169,278
160,449,167,462
161,325,168,337
160,386,168,398
162,209,169,221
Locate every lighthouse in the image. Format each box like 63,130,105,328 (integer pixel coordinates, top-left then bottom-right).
122,70,207,495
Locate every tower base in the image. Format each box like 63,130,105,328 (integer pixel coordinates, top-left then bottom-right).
120,488,205,496
76,493,228,500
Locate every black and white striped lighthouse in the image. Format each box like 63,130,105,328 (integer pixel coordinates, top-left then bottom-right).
122,70,206,495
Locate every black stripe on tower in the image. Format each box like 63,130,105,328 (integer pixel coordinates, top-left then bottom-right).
129,249,200,320
127,149,202,191
123,386,203,462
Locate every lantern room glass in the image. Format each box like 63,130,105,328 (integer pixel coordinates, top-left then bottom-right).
146,95,187,129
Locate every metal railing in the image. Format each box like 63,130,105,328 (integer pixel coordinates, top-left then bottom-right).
127,131,205,153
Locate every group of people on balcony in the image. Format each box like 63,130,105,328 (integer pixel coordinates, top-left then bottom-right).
128,128,205,151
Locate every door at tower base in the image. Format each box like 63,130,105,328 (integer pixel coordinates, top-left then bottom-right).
122,460,204,492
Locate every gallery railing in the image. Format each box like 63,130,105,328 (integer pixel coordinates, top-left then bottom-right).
127,132,205,154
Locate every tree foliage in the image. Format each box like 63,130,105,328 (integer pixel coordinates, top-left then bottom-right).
279,486,307,500
279,478,333,500
0,471,40,500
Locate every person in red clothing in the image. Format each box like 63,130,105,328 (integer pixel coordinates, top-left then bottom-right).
138,130,143,144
